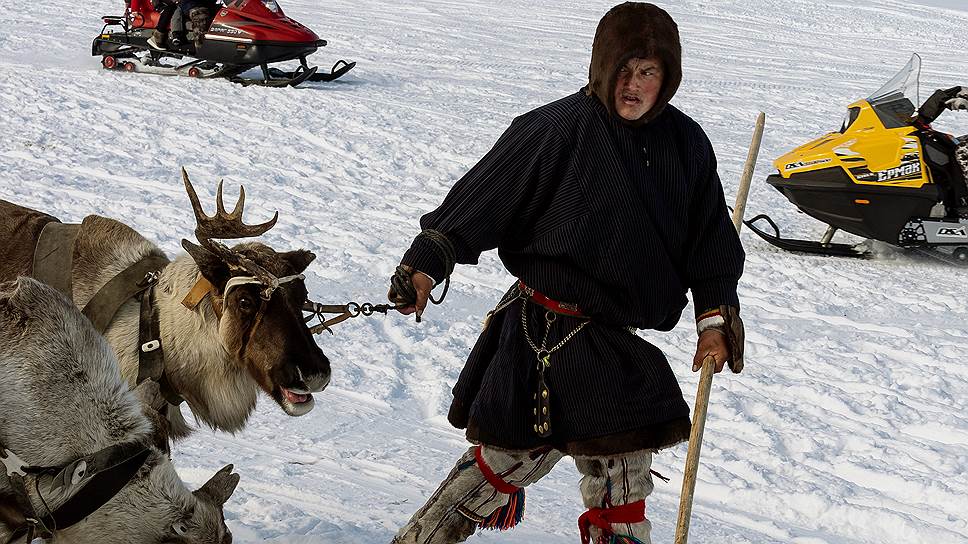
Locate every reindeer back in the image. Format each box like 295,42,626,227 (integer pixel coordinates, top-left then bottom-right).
0,277,152,470
70,215,168,310
0,200,60,284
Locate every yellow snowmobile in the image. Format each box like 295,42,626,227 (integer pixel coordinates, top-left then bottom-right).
746,54,968,262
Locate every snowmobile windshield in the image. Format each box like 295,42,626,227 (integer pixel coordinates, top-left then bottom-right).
262,0,281,13
864,53,921,129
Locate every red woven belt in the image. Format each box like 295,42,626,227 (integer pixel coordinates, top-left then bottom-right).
518,281,585,317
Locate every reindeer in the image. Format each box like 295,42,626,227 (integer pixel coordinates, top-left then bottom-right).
0,277,239,543
0,170,330,441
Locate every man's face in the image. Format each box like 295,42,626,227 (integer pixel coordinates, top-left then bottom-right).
613,56,664,121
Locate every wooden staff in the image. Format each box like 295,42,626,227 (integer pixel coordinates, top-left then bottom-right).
674,354,715,544
731,112,766,233
675,112,765,544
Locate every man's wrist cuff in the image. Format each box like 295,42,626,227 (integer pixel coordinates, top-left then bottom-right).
696,308,726,336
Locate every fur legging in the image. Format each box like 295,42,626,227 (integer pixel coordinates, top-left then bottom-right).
391,445,655,544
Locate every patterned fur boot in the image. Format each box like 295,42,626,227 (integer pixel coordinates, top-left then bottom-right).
187,7,212,49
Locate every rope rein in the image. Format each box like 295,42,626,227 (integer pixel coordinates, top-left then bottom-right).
306,229,457,332
389,230,456,321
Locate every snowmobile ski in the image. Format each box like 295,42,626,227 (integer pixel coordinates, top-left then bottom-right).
267,59,356,83
744,214,870,258
231,66,318,87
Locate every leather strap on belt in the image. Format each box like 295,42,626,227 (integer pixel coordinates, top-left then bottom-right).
518,281,585,317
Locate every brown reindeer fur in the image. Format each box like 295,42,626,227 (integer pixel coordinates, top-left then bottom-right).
0,199,329,442
586,2,682,126
70,215,168,309
0,199,60,280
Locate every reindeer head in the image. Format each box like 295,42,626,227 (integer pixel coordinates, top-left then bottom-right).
179,169,330,417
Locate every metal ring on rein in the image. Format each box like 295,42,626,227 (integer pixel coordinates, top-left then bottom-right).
303,300,404,335
304,229,457,333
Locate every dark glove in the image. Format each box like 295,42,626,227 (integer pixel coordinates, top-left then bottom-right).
945,88,968,111
918,86,963,123
720,305,745,373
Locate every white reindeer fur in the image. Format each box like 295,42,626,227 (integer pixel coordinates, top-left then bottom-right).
67,214,258,438
0,277,233,544
104,254,258,438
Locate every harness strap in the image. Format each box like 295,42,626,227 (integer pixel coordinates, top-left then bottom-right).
473,446,520,495
137,285,184,409
41,443,151,531
312,307,357,332
0,439,150,540
180,274,217,314
137,284,164,385
578,500,646,544
30,222,81,297
81,253,171,334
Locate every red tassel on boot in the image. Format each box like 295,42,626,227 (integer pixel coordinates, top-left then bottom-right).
474,446,526,530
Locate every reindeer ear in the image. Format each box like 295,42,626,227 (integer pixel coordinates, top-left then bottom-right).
193,464,240,506
283,250,316,274
182,239,230,289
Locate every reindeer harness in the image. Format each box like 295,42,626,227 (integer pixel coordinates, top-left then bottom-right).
0,437,150,544
29,221,180,407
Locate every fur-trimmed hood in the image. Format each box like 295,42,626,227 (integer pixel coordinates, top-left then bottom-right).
586,2,682,126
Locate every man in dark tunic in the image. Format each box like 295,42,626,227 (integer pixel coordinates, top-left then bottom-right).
387,3,746,543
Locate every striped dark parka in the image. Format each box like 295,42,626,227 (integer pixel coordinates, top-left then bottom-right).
401,3,744,457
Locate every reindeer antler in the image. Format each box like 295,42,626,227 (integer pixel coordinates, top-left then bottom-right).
182,167,278,242
182,168,289,298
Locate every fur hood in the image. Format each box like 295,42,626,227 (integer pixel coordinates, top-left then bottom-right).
586,2,682,126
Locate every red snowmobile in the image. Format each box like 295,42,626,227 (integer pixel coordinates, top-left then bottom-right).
92,0,355,87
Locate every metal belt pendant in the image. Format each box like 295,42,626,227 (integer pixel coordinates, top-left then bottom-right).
522,302,587,438
533,351,552,437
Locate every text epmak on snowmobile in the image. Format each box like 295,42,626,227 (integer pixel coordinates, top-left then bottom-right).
746,54,968,262
92,0,356,87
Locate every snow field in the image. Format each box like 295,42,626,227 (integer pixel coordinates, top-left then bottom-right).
1,0,967,542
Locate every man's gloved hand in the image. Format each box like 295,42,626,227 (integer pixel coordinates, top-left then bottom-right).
694,305,745,373
945,87,968,111
720,305,745,373
918,86,963,123
387,264,434,320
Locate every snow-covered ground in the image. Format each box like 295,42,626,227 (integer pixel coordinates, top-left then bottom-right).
1,0,967,542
